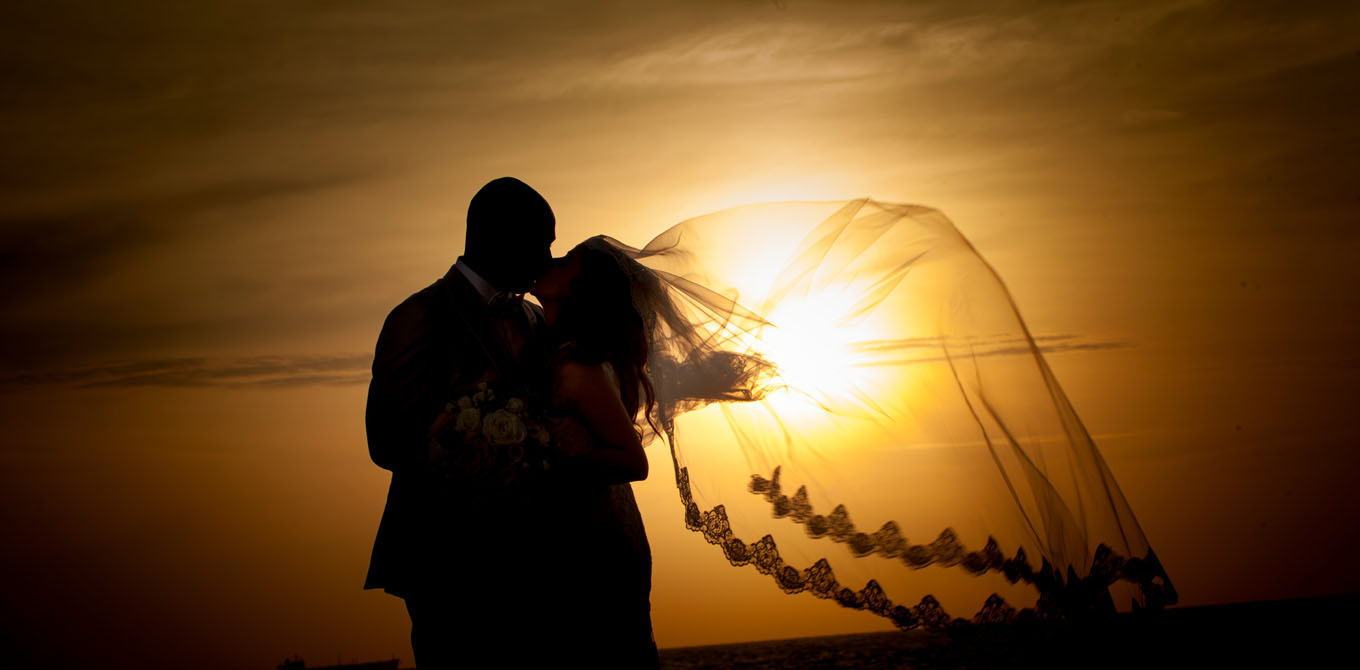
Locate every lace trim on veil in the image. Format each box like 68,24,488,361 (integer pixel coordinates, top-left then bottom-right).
671,451,1175,628
671,456,953,629
750,467,1176,615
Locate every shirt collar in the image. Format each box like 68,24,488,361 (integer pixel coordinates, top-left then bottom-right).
453,258,500,305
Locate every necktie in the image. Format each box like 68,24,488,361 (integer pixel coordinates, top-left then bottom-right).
488,292,528,367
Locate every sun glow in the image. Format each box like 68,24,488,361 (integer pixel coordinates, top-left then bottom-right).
757,292,881,410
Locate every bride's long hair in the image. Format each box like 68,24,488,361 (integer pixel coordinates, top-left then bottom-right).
553,237,659,436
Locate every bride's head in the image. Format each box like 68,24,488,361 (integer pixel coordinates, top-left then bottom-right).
531,236,656,422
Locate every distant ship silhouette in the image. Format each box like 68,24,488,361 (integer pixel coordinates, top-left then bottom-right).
276,656,401,670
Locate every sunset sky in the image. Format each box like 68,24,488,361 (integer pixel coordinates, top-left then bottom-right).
3,1,1359,668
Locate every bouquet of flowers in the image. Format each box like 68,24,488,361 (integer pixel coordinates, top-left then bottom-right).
426,382,554,492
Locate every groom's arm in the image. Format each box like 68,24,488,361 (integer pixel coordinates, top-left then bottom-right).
366,296,447,473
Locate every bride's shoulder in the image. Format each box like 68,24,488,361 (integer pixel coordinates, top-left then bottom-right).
552,358,622,403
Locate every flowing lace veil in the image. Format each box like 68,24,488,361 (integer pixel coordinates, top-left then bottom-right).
590,199,1174,627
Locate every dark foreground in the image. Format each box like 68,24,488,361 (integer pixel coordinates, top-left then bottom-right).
659,593,1359,669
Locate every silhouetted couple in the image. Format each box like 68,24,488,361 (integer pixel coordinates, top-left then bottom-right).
364,178,660,669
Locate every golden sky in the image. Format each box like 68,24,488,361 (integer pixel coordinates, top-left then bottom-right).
2,1,1359,668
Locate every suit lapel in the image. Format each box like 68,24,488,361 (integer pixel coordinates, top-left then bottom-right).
437,269,517,388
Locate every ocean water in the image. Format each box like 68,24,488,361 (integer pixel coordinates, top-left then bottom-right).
658,631,948,670
655,625,1125,669
657,596,1360,669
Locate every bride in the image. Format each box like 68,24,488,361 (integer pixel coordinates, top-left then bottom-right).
526,238,665,669
533,198,1174,641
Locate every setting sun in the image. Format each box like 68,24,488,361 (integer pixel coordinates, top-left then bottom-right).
754,289,892,421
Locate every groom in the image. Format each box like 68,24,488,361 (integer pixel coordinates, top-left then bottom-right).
364,177,556,668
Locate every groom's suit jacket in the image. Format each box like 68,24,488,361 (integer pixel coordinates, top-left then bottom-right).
363,261,544,598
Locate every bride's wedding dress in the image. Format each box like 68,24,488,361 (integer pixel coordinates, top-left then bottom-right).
541,359,660,666
609,199,1175,627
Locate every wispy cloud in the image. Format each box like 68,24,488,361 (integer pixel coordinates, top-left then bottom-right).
854,333,1127,367
0,353,371,391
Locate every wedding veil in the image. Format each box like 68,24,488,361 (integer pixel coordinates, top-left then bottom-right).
592,199,1175,627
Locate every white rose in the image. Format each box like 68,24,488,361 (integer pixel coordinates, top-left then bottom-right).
457,396,473,410
454,407,481,432
482,409,528,445
505,398,525,414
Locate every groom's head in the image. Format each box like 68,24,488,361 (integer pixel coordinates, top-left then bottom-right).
463,177,555,293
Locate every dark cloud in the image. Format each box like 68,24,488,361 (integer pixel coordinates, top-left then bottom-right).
0,171,377,373
6,1,1353,204
1165,50,1360,215
0,353,370,391
0,172,366,311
